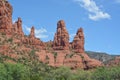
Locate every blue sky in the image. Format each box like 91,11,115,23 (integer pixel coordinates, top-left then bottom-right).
8,0,120,55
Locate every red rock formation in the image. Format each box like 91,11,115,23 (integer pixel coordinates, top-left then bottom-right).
12,22,17,33
62,52,102,69
0,0,103,70
72,28,84,53
63,54,84,69
36,51,55,66
30,26,35,38
53,20,69,50
36,50,102,69
16,18,24,36
12,17,24,36
36,22,102,69
23,26,45,48
0,0,13,34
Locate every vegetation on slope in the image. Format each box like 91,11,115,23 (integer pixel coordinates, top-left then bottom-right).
86,51,120,64
0,62,120,80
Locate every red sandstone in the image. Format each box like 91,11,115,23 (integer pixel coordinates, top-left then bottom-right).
0,0,103,70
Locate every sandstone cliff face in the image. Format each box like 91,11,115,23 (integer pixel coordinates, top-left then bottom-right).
0,0,13,34
36,50,102,70
53,20,69,50
72,28,84,53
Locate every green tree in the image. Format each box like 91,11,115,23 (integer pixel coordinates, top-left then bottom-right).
0,63,7,80
0,63,30,80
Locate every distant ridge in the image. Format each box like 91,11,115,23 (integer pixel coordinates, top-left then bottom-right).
86,51,120,64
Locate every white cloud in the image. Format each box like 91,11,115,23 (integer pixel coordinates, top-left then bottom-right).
74,0,111,21
36,34,48,39
89,12,110,21
25,26,48,39
35,28,47,34
13,20,16,23
26,26,31,32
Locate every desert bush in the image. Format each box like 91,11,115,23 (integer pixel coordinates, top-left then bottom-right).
1,32,6,35
0,61,120,80
0,63,30,80
91,66,120,80
91,67,111,80
7,38,13,43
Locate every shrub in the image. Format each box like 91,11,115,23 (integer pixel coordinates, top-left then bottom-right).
1,32,6,35
7,38,13,43
29,49,36,56
0,59,120,80
0,63,30,80
0,63,7,80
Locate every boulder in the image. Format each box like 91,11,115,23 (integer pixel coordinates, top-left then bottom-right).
12,17,24,36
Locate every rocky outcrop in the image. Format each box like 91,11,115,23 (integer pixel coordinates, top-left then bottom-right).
0,0,44,49
12,17,24,36
41,25,102,69
30,26,35,38
23,26,45,49
53,20,69,50
0,0,13,34
72,28,84,53
0,0,24,36
44,21,102,69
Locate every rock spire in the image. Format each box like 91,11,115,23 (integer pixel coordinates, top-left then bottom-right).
53,20,69,50
72,28,84,53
